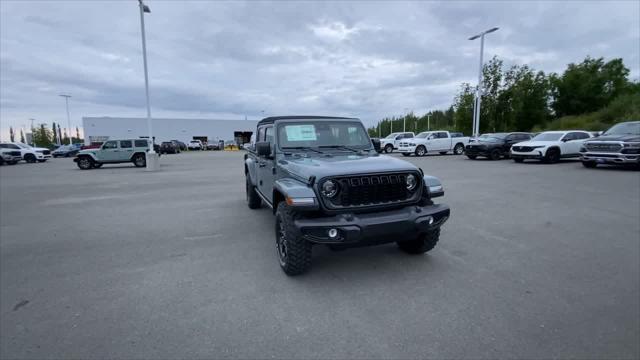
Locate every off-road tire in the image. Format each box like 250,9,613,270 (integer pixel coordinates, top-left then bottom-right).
77,156,94,170
489,149,502,160
466,155,477,160
246,176,262,209
24,154,36,163
453,143,464,155
275,202,312,276
133,154,146,167
513,158,524,163
582,161,597,168
384,144,393,153
401,153,410,157
397,228,440,254
544,148,560,164
415,145,426,157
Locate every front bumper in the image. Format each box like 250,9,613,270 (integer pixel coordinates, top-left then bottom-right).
581,152,640,164
398,145,417,153
35,153,52,159
464,146,489,156
1,155,22,162
294,203,450,246
511,150,544,160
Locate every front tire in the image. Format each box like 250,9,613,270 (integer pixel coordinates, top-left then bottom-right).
384,144,393,153
397,228,440,254
582,161,597,168
453,143,464,155
275,202,312,276
77,156,94,170
246,176,262,209
415,145,426,157
489,149,502,160
544,149,560,164
133,154,146,167
24,154,36,163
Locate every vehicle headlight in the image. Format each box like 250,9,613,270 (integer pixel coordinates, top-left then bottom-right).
321,180,339,198
406,174,417,191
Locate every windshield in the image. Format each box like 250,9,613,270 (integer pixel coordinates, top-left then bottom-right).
477,133,506,141
416,132,432,138
16,143,31,149
604,122,640,136
532,133,563,141
384,132,400,139
278,121,371,150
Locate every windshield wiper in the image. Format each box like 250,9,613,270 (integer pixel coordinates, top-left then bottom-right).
318,145,363,153
281,146,324,154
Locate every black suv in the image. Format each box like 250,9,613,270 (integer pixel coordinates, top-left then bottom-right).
465,132,532,160
160,141,180,154
245,116,450,275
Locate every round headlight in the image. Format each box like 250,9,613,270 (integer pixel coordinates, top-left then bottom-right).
406,174,417,191
321,180,338,198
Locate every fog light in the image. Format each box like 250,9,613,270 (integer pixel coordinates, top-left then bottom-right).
427,216,434,225
328,228,338,239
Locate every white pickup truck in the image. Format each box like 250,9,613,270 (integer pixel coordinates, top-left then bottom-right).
397,131,470,156
380,132,415,153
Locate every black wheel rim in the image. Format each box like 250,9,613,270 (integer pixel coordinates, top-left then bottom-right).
417,147,425,156
276,217,288,266
79,159,90,168
455,146,463,154
136,157,145,166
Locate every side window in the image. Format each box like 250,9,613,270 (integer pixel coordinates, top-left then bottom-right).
265,126,274,143
395,134,403,140
563,133,576,141
576,132,590,139
257,126,266,142
404,133,414,138
103,141,118,149
0,144,7,149
134,140,148,147
120,140,132,148
438,132,448,138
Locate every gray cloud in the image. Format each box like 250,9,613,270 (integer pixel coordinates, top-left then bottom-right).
1,0,638,140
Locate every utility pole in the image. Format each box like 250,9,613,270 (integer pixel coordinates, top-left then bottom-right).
59,94,72,145
468,27,499,138
138,0,159,171
427,114,431,131
29,118,35,146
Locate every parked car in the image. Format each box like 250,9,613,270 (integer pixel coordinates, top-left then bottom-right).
171,140,187,151
510,130,592,163
245,116,449,275
207,141,220,150
0,148,22,165
380,132,415,153
398,130,470,156
73,139,153,169
0,142,52,163
52,145,80,158
188,140,203,150
160,141,180,154
580,121,640,169
464,132,533,160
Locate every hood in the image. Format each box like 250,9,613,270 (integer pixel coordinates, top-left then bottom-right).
586,134,640,142
513,140,561,147
279,153,419,182
32,147,50,152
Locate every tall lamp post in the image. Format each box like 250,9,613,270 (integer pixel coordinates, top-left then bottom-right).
59,94,73,145
29,118,35,146
468,27,499,138
138,0,159,170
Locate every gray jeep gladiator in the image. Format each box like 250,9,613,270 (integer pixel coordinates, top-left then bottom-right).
244,116,450,275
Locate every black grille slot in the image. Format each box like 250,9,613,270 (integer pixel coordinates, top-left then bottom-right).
7,151,21,156
513,146,533,152
327,173,417,208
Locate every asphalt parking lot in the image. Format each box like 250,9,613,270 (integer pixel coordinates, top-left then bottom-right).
1,151,639,359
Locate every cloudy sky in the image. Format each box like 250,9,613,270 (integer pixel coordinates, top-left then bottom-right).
1,0,638,140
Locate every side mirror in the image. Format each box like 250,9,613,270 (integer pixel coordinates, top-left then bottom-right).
371,138,381,152
256,141,272,157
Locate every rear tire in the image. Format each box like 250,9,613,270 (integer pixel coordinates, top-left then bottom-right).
489,149,502,160
397,228,440,254
275,202,312,276
246,176,262,209
582,161,597,168
77,156,94,170
24,154,36,163
453,143,464,155
544,149,560,164
133,154,146,167
384,144,393,153
415,146,426,157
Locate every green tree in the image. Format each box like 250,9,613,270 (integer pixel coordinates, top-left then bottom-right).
452,83,475,136
9,126,15,142
33,124,53,148
550,57,630,117
20,129,25,143
52,122,58,144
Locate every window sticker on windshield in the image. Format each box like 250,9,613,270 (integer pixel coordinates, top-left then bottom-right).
285,125,317,141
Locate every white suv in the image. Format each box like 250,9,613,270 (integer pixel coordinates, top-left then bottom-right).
188,140,203,150
511,131,592,164
0,142,52,163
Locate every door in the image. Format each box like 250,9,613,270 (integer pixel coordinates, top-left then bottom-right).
434,132,450,151
98,140,120,162
118,140,134,161
561,132,585,155
256,125,276,204
503,134,520,153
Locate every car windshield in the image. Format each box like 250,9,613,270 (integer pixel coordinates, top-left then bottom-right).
604,122,640,136
416,132,432,138
16,143,31,149
278,121,371,150
477,134,505,141
532,133,563,141
384,132,400,139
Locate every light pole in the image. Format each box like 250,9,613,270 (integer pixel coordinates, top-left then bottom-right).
469,27,499,138
138,0,159,170
29,119,35,146
59,94,72,145
427,114,431,131
403,108,408,132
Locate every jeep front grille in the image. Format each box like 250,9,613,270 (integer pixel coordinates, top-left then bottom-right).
321,172,420,209
585,142,622,153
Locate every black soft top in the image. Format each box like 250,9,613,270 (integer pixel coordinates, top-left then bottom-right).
257,115,358,127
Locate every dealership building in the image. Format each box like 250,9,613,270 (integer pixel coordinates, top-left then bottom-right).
82,117,258,145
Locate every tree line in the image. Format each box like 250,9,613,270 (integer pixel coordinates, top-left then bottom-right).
8,123,82,148
369,56,639,137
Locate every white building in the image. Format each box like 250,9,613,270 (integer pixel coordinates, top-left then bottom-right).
82,117,257,145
